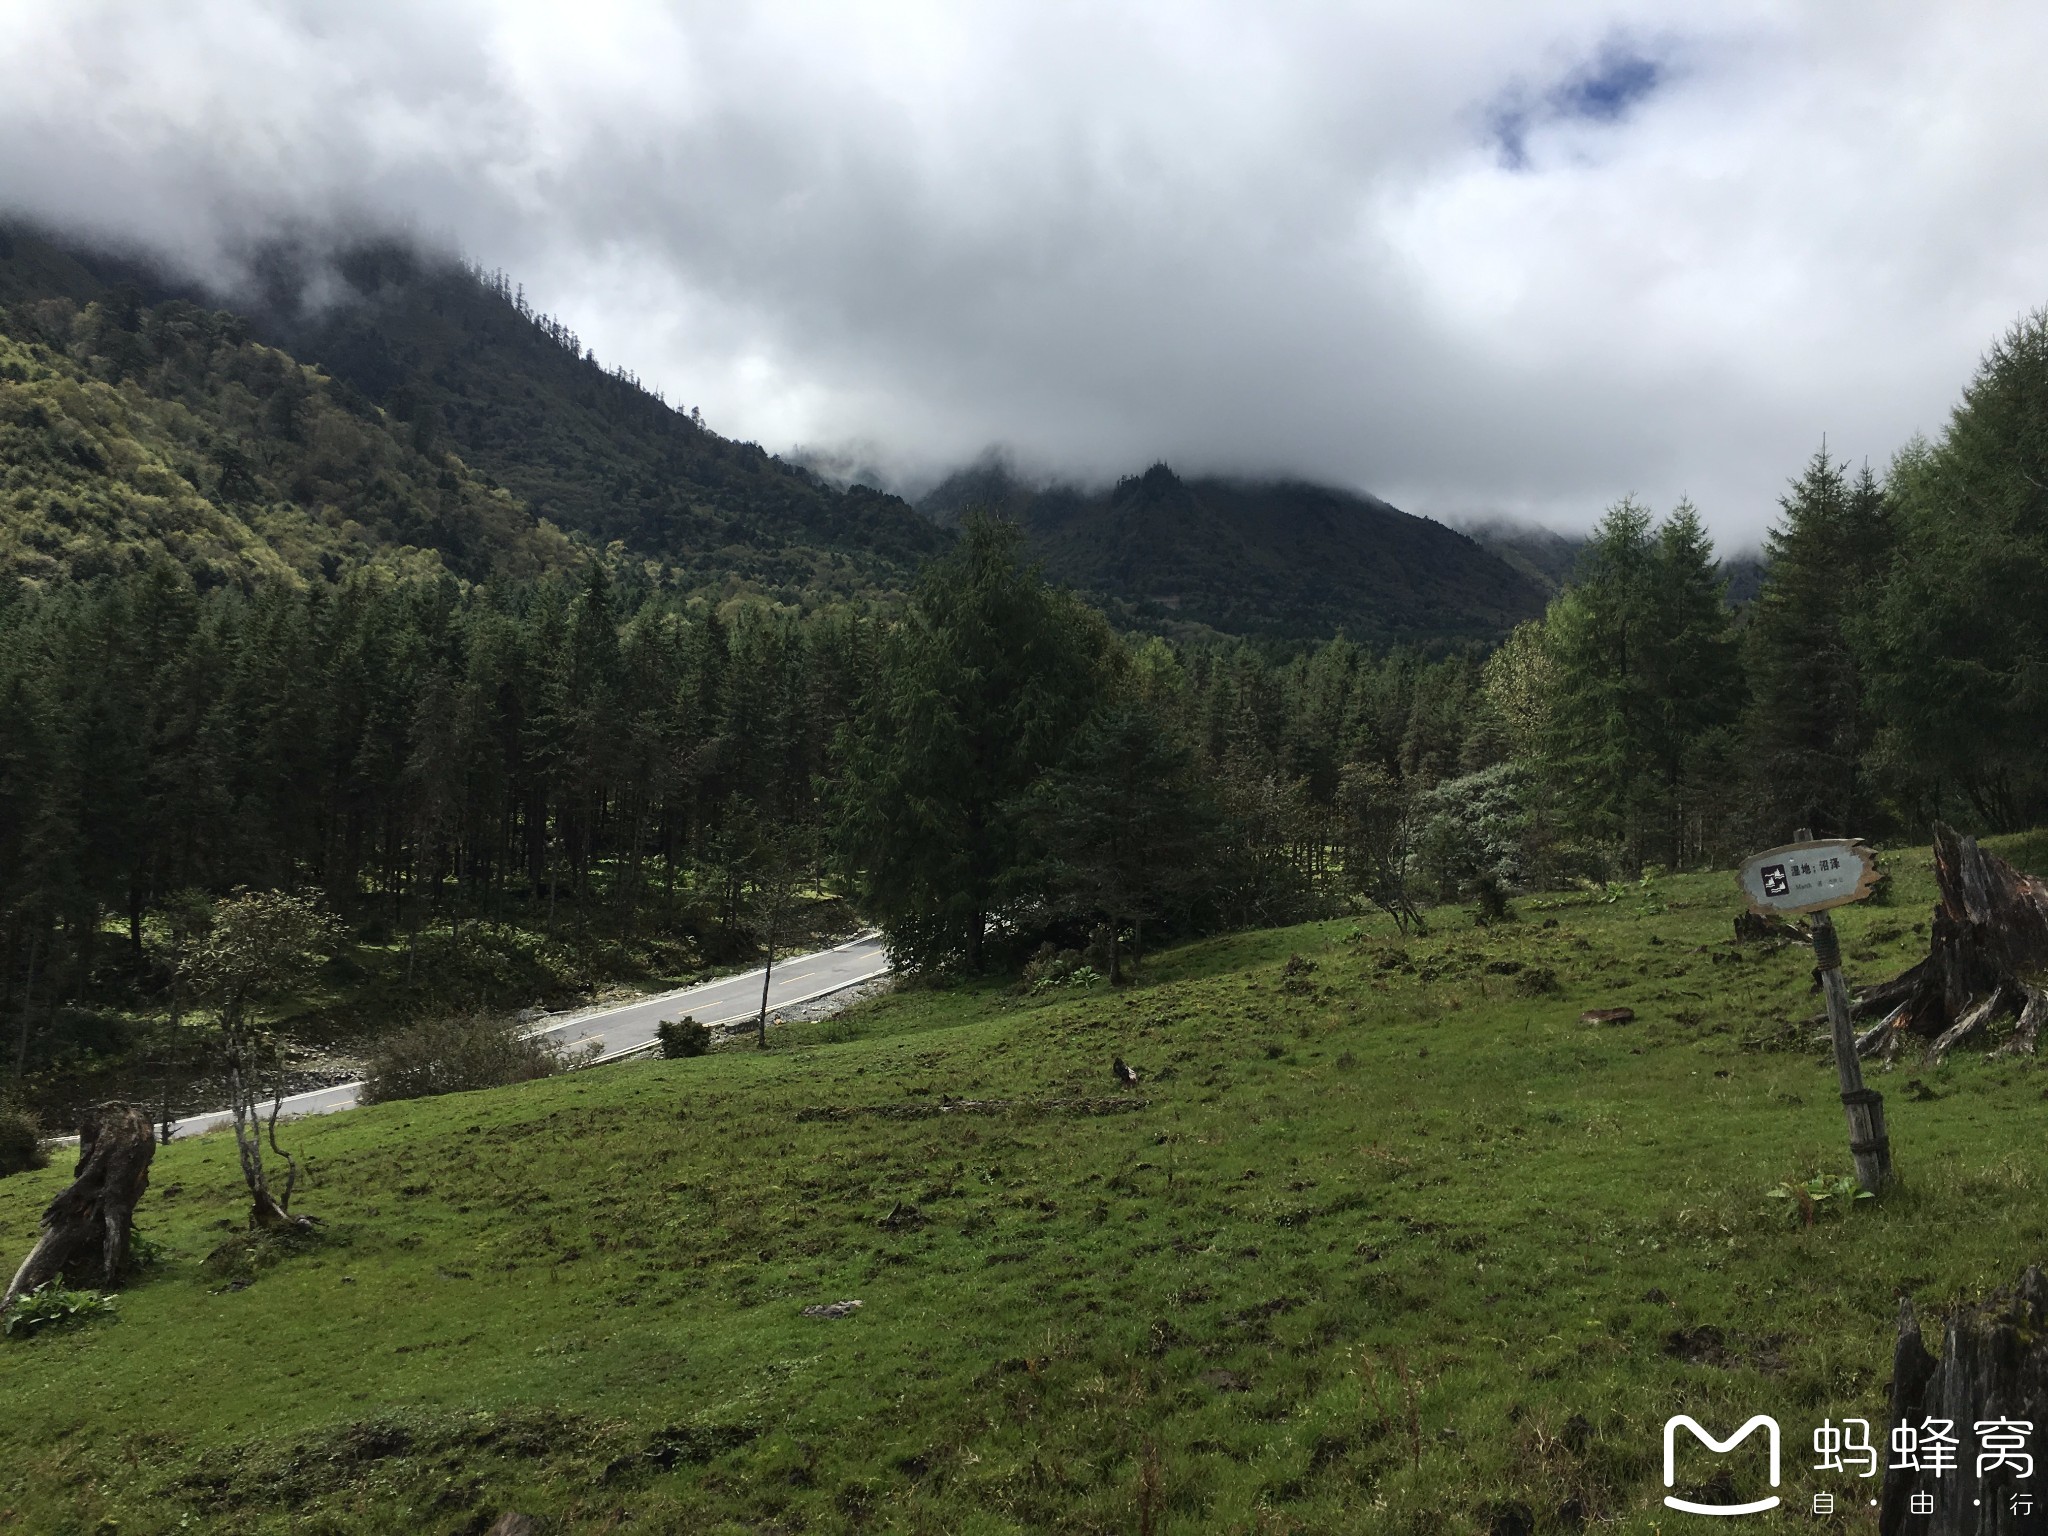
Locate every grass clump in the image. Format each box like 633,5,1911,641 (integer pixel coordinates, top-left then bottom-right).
361,1012,584,1104
200,1223,326,1289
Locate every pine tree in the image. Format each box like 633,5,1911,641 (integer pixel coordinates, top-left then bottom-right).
838,515,1111,970
1024,696,1210,981
1745,447,1892,839
1644,501,1746,863
1542,497,1743,870
1868,311,2048,830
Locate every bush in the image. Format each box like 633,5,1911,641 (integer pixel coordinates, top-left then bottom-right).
361,1012,586,1104
1468,873,1516,926
1021,945,1102,993
1412,762,1531,903
656,1017,712,1058
0,1099,46,1179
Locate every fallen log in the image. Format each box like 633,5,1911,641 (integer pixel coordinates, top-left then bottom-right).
1855,824,2048,1057
1881,1267,2048,1534
2,1102,155,1312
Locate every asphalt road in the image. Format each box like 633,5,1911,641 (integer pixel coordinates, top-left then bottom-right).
163,933,890,1141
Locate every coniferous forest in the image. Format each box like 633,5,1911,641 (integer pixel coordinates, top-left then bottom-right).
5,223,2048,1122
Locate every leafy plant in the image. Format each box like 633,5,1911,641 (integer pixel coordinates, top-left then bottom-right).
4,1281,116,1339
125,1228,168,1274
1765,1174,1874,1227
1021,947,1105,994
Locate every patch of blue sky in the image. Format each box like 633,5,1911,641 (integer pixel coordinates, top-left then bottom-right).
1488,41,1667,171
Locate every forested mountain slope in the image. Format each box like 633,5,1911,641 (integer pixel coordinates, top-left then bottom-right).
920,458,1548,644
0,226,949,601
1452,515,1586,592
230,242,949,600
0,230,571,588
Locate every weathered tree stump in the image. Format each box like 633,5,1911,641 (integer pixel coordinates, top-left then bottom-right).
1881,1267,2048,1534
1,1102,155,1311
1855,825,2048,1063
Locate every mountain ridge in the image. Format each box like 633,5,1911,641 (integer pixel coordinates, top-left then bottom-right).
8,222,1583,643
918,455,1550,644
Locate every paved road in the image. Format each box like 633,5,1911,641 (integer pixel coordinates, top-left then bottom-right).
164,934,890,1141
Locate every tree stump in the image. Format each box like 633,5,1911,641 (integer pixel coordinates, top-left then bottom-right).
1855,824,2048,1062
1881,1267,2048,1533
2,1102,156,1311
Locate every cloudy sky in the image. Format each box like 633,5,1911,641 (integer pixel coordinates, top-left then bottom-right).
4,1,2046,542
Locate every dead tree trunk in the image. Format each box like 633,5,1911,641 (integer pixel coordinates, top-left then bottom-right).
1881,1267,2048,1534
2,1102,155,1311
1856,824,2048,1063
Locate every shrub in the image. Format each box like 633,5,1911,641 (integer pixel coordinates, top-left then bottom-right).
1022,944,1103,992
4,1281,115,1338
361,1012,585,1104
657,1017,712,1058
1412,762,1531,903
1468,873,1516,926
0,1098,46,1179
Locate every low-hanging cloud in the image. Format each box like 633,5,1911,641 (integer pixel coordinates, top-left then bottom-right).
4,1,2047,542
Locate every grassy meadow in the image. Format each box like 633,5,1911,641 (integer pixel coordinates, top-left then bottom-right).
5,838,2048,1533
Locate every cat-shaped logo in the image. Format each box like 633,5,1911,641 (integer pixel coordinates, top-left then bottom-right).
1663,1415,1782,1515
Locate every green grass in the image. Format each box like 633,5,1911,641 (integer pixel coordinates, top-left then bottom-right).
4,841,2045,1533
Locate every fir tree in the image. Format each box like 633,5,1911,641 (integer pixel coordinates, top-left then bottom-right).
1745,447,1892,839
1024,696,1211,981
837,516,1111,970
1868,311,2048,830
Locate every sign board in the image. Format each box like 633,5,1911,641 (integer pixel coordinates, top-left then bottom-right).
1737,838,1881,917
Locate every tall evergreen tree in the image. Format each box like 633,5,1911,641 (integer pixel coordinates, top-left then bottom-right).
1869,311,2048,830
1024,695,1210,981
838,516,1111,970
1542,497,1744,870
1745,447,1893,839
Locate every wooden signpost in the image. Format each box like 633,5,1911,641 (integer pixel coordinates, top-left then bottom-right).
1737,833,1891,1192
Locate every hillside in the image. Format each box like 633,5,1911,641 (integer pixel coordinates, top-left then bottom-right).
5,836,2045,1531
0,225,950,602
921,459,1549,644
232,242,949,600
1452,516,1586,593
0,230,571,588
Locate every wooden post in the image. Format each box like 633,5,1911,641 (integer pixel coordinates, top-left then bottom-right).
1814,910,1892,1191
1795,827,1891,1192
756,932,775,1050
